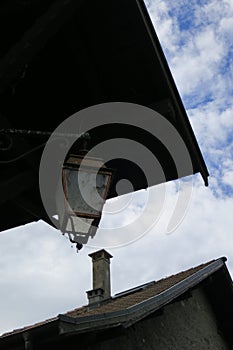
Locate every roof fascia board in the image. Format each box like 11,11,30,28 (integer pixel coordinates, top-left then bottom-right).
0,318,59,340
134,0,209,185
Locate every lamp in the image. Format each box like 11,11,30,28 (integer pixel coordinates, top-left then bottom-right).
60,149,113,251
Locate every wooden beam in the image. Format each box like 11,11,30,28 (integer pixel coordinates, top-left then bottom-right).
0,111,43,169
0,0,85,94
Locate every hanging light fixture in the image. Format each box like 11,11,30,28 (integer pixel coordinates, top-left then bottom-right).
60,137,113,251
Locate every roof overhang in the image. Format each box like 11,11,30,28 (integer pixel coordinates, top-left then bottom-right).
0,0,209,231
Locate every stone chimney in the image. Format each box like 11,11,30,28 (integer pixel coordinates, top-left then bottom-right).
86,249,112,305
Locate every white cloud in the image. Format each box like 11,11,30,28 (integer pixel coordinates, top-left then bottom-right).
145,0,180,53
147,0,233,105
222,171,233,188
170,32,223,96
188,103,233,148
0,223,92,334
222,158,233,188
220,16,233,39
146,0,233,201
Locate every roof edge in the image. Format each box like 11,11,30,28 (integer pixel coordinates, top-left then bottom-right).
59,258,226,334
134,0,209,186
0,315,59,339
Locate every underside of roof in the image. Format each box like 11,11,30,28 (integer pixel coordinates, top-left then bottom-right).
0,0,209,232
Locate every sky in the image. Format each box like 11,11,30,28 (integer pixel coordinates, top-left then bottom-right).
1,0,233,336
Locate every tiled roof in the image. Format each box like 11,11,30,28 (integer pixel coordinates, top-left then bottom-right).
0,258,223,338
65,259,216,318
1,316,58,338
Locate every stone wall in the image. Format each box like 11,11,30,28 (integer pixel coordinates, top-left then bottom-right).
97,288,228,350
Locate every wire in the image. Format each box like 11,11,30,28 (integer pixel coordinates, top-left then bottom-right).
0,129,91,165
0,128,53,137
0,128,87,138
0,142,47,164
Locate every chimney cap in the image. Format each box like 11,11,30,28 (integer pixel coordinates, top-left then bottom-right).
88,249,113,260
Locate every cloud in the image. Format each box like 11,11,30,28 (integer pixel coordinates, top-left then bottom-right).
0,223,91,334
147,0,233,107
146,0,233,201
111,179,233,288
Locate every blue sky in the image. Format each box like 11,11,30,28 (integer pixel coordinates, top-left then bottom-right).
1,0,233,336
147,0,233,197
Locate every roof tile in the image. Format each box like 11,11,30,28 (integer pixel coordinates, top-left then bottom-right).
1,258,217,337
65,259,215,318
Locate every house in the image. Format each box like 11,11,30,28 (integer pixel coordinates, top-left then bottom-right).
1,249,233,349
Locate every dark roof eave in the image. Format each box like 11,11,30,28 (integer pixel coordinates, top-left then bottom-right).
59,257,226,335
0,317,59,341
0,0,209,188
134,0,209,186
